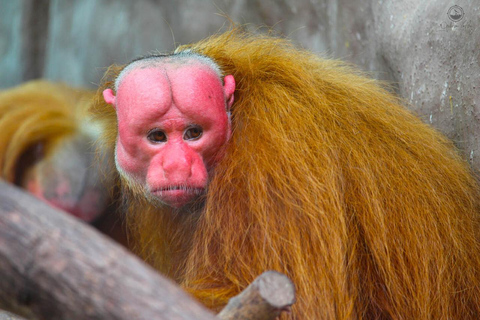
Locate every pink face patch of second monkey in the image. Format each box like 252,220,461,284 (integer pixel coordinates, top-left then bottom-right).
103,61,235,208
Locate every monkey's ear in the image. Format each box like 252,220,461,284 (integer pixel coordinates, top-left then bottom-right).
103,89,116,108
224,75,235,111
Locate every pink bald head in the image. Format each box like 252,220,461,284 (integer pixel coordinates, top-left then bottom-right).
103,55,235,208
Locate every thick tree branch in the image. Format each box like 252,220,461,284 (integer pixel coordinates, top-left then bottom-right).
0,181,216,320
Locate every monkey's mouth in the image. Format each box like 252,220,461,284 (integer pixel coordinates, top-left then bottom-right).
152,185,205,193
150,186,205,208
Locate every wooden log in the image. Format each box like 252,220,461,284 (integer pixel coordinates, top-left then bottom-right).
0,181,216,320
217,271,296,320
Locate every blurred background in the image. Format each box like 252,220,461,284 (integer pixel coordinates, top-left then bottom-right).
1,0,479,169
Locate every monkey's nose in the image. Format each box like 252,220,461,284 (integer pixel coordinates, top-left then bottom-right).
161,143,193,181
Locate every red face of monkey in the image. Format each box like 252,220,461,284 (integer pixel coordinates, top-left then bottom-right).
103,61,235,208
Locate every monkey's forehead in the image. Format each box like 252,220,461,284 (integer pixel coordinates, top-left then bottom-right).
114,65,228,121
114,53,222,92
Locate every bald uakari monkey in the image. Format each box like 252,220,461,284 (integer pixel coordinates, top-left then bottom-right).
0,81,109,222
0,81,127,245
92,31,480,319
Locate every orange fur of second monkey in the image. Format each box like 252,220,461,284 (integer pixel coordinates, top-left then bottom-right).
92,31,480,319
0,81,92,183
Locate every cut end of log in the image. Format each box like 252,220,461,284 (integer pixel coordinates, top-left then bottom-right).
217,270,296,320
257,271,296,309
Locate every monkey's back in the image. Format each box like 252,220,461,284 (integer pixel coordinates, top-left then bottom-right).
178,30,480,319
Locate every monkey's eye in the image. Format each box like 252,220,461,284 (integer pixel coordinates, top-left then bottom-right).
184,126,203,140
147,130,167,143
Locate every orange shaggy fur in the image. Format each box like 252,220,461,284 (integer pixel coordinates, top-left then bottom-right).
92,31,480,319
0,80,93,183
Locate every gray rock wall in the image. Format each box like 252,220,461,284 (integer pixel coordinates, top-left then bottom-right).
1,0,479,169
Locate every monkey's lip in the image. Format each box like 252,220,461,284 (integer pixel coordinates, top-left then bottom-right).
150,186,205,208
151,186,205,194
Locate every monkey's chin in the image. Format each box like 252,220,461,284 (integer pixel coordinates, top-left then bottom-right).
150,187,205,209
